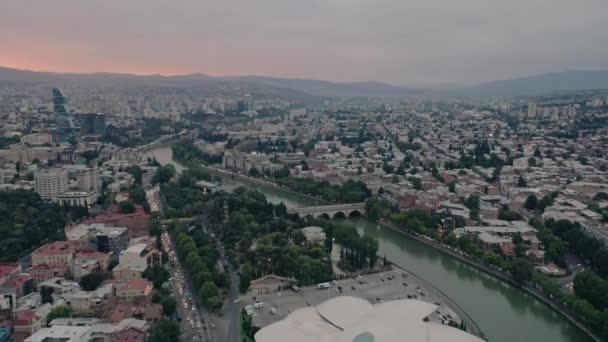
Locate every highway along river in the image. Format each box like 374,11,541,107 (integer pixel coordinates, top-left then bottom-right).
149,145,593,342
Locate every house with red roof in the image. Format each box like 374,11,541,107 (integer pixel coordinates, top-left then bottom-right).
81,205,151,239
111,326,146,342
13,309,43,339
74,249,110,272
29,264,69,286
114,279,153,302
31,241,76,268
0,264,21,286
1,274,33,298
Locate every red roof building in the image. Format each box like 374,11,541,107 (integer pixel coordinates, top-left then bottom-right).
29,264,69,286
14,309,43,337
115,279,153,302
2,274,33,299
74,249,111,271
81,205,150,239
111,327,146,342
31,241,76,268
0,264,21,286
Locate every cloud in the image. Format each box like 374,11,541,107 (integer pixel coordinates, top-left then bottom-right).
1,0,607,85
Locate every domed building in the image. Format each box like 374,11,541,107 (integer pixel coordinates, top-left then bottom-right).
255,296,484,342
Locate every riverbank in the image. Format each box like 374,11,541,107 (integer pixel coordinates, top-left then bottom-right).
377,220,603,342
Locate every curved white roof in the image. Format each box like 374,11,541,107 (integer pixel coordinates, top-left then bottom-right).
255,296,484,342
316,296,373,330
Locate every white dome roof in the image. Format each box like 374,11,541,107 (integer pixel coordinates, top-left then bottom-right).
255,296,485,342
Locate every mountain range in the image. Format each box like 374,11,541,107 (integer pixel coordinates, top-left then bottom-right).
1,66,607,99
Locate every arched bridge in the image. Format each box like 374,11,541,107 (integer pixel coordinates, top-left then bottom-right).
287,202,365,219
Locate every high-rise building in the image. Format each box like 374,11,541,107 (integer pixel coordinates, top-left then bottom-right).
79,113,106,136
527,102,537,118
53,88,76,143
76,168,99,192
34,169,68,200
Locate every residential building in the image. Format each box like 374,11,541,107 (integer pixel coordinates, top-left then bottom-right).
31,241,75,268
34,169,68,200
114,279,153,302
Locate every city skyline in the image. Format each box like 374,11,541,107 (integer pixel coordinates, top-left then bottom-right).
1,0,608,86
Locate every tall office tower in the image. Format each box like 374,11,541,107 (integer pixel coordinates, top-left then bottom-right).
53,88,76,143
34,169,68,200
527,102,537,118
80,113,106,136
77,168,100,192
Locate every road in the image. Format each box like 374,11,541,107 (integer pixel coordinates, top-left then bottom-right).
161,227,215,342
225,268,241,342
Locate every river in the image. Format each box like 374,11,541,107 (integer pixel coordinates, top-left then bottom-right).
148,145,593,342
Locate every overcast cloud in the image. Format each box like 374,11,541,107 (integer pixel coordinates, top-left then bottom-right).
1,0,607,85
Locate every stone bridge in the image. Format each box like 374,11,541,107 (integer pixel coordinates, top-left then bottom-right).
287,202,365,219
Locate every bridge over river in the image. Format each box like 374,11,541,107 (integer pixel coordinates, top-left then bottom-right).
287,202,365,218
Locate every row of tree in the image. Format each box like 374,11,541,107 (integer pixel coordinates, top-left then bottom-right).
173,223,226,310
276,178,371,203
323,221,379,271
172,141,222,165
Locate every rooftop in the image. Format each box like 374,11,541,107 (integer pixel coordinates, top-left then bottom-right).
255,296,484,342
33,241,75,256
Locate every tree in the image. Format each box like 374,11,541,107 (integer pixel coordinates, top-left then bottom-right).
594,192,608,201
128,187,146,205
448,181,456,193
118,200,136,214
510,258,533,284
127,165,143,185
152,165,176,184
292,229,306,245
200,281,220,302
538,194,555,212
143,264,170,288
409,177,422,190
41,286,54,304
248,167,261,177
593,248,608,277
517,175,527,187
79,272,107,291
152,290,176,317
528,157,537,167
524,194,538,210
46,305,72,325
147,319,180,342
465,194,480,210
239,263,254,293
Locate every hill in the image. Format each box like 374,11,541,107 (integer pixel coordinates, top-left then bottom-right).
462,70,608,97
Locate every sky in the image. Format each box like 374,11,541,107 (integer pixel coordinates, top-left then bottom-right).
1,0,607,86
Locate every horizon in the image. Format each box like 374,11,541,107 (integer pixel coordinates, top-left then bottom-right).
2,64,607,90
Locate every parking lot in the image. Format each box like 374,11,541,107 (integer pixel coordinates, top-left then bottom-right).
239,268,462,329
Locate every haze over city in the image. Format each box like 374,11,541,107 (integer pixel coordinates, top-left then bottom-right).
2,0,608,85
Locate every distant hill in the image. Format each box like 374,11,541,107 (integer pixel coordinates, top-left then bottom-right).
229,76,425,98
462,70,608,97
0,67,422,100
2,66,607,99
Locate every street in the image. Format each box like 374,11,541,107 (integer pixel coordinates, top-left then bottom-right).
161,227,216,342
